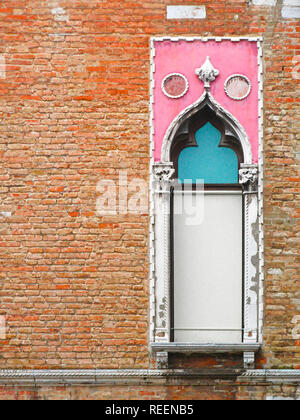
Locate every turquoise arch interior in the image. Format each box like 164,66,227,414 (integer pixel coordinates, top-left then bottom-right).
178,122,239,184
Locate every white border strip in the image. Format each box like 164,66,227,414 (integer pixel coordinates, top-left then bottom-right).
149,38,156,344
257,39,264,344
151,37,263,42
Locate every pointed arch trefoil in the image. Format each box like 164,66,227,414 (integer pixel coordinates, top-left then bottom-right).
161,91,253,166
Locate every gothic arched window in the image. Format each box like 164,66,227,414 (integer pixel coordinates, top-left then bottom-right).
150,44,263,371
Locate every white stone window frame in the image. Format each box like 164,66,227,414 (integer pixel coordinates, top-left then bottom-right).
149,37,264,369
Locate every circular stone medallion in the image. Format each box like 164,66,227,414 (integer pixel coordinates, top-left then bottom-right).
162,73,189,99
225,74,251,100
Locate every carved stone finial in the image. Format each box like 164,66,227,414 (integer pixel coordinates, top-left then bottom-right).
195,56,220,90
239,164,258,193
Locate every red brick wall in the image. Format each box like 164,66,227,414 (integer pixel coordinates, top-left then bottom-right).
0,382,299,400
0,0,299,384
0,383,236,400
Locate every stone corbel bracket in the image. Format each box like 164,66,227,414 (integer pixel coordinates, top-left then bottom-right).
244,352,256,369
156,352,169,370
239,164,259,194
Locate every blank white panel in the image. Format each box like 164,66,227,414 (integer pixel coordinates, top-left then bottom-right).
173,192,243,343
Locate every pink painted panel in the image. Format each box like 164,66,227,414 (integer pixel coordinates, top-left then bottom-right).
153,40,259,163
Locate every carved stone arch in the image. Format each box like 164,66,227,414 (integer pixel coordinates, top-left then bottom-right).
170,104,244,179
161,92,253,168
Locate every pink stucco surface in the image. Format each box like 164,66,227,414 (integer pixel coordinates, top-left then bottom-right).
153,40,259,163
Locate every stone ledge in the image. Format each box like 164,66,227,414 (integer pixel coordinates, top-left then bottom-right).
0,369,241,385
151,343,261,354
240,369,300,382
0,369,299,386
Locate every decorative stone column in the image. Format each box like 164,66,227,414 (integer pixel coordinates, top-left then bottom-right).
152,162,175,368
239,164,259,368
